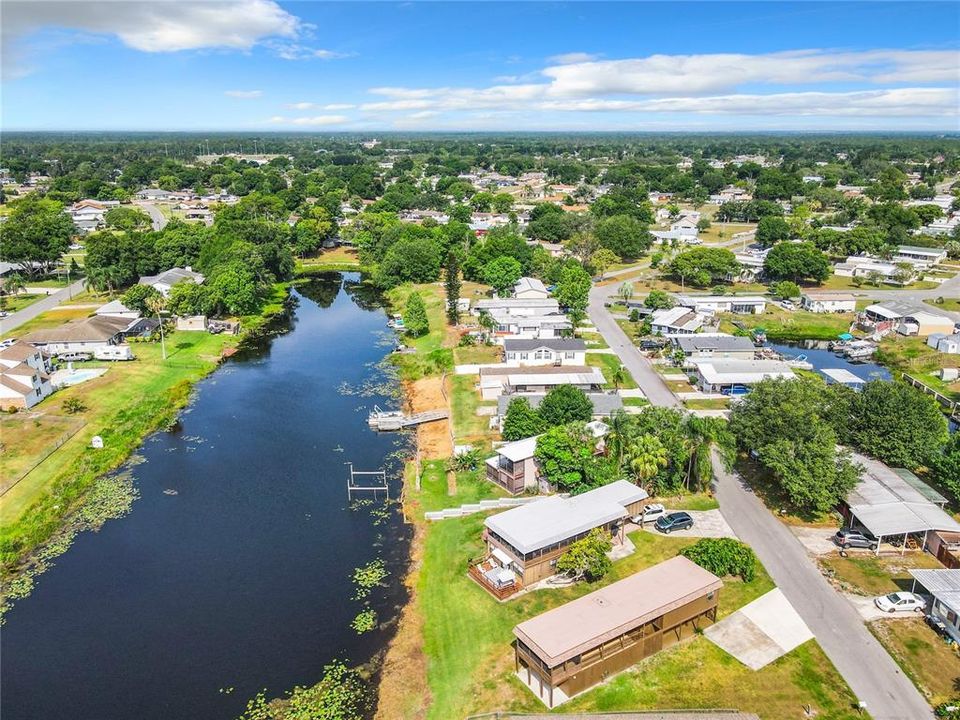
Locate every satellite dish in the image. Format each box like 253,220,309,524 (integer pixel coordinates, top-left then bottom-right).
91,436,104,449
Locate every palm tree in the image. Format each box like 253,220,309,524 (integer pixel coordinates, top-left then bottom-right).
611,364,627,391
683,415,734,492
1,273,25,310
146,294,168,360
627,434,669,489
477,310,497,344
617,281,633,303
606,409,632,471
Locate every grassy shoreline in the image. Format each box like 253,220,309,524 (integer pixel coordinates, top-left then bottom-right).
0,285,292,579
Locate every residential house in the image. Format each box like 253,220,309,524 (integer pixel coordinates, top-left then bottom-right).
650,306,705,335
480,365,605,400
732,249,768,282
672,334,758,362
514,277,551,300
503,338,586,367
692,359,796,393
909,570,960,644
0,341,53,409
670,216,699,237
489,309,571,340
23,315,131,356
897,311,955,338
928,333,960,354
833,256,906,282
920,214,960,237
800,292,857,314
512,557,722,708
676,295,766,315
710,187,751,204
894,245,947,268
94,300,141,320
485,436,541,494
138,266,205,297
481,480,648,586
473,298,561,317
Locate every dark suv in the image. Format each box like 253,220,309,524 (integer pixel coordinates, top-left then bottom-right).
834,528,878,550
655,512,694,534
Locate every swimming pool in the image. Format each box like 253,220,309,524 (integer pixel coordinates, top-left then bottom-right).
52,368,108,387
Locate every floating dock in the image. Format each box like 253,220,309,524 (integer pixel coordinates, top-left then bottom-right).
368,405,448,431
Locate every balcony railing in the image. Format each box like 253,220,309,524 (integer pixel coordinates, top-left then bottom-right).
469,562,523,600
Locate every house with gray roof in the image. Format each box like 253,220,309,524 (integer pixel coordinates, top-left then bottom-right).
138,266,205,297
673,334,757,361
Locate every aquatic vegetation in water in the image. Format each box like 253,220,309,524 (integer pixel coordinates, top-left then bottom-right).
352,559,388,600
0,473,139,623
350,608,377,634
237,660,370,720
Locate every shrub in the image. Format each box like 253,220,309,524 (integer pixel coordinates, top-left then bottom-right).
62,397,88,414
681,538,757,582
555,527,612,581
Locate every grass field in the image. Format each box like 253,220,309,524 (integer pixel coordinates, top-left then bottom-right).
718,307,856,342
452,343,500,365
0,294,45,313
870,618,960,706
449,374,495,446
925,298,960,312
0,414,86,492
684,398,731,410
2,306,94,339
410,473,859,720
819,552,943,597
586,352,638,389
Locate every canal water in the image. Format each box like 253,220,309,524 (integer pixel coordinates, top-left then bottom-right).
765,339,892,383
1,273,411,720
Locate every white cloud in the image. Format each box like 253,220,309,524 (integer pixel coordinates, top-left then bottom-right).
268,42,355,61
323,103,355,110
547,52,600,65
268,114,350,126
226,90,263,99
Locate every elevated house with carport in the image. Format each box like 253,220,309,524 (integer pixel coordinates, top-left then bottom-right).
909,569,960,643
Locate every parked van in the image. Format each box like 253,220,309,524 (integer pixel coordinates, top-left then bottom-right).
94,345,134,361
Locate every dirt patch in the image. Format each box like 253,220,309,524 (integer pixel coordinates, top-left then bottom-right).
405,376,453,460
374,511,431,719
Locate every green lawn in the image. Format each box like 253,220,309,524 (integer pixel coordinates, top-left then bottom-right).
814,275,940,292
413,505,858,720
870,618,960,706
384,283,454,381
586,352,638,389
819,552,944,597
647,491,720,511
452,343,500,365
0,294,44,313
718,307,855,342
449,374,496,446
2,306,95,339
684,398,731,410
621,396,650,407
924,298,960,313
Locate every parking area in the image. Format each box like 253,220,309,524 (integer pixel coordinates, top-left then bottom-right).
637,508,738,539
705,589,814,670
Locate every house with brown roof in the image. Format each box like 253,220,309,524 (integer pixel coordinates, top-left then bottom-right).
513,556,722,707
24,315,131,356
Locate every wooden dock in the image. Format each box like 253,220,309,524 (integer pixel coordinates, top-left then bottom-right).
368,405,449,431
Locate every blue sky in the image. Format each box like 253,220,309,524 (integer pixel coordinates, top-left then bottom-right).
3,1,959,131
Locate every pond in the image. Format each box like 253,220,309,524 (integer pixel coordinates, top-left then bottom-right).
1,273,411,719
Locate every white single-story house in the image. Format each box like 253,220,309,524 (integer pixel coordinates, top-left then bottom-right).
496,393,623,428
833,255,901,280
894,245,947,268
732,250,768,282
800,292,857,314
0,341,53,409
23,315,131,356
692,358,796,393
675,295,767,315
910,570,960,644
513,277,551,300
928,333,960,354
479,366,606,400
503,338,586,367
650,306,705,335
138,267,205,297
473,298,561,317
489,310,571,340
898,311,955,338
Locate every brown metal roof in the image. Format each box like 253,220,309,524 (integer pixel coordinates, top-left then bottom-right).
514,556,722,667
24,315,130,343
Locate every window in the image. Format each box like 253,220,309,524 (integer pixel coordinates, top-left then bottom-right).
520,352,528,360
565,352,575,359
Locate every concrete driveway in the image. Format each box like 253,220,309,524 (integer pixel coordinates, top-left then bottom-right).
705,588,814,670
637,509,738,539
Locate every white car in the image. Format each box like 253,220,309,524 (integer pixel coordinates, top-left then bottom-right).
631,503,666,525
874,592,925,614
781,300,795,310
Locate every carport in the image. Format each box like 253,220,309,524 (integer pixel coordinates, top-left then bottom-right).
844,451,960,556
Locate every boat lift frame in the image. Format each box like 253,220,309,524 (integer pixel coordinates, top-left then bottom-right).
346,462,389,500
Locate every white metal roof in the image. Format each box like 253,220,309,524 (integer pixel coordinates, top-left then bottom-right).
485,480,648,555
910,569,960,612
821,368,865,385
507,370,605,386
847,451,960,537
693,359,796,385
494,435,539,462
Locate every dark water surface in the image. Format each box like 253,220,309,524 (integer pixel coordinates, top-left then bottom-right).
766,339,892,382
1,273,411,720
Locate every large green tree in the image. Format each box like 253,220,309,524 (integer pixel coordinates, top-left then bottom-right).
554,263,592,325
0,196,75,278
667,247,739,287
595,214,652,260
403,291,430,338
763,242,831,283
501,397,548,441
534,422,611,494
538,384,593,426
482,256,523,297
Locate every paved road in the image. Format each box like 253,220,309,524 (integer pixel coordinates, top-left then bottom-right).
587,280,934,719
134,201,168,231
712,453,931,720
0,279,87,335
